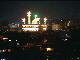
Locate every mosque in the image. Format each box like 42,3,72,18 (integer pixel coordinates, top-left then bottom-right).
22,11,47,32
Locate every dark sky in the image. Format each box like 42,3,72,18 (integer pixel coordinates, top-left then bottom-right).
0,1,80,22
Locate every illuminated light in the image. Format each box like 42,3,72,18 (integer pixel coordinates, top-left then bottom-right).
27,11,31,24
2,50,5,52
77,57,79,59
43,39,48,43
17,43,20,45
46,58,48,60
27,11,31,16
69,21,71,23
41,25,47,27
18,24,19,27
22,24,47,31
1,59,6,60
64,38,68,41
8,49,11,52
56,29,58,30
0,50,2,53
32,18,40,24
9,40,11,42
52,24,61,31
22,25,39,27
43,28,46,30
67,23,69,26
22,18,26,24
72,58,73,59
3,59,6,60
61,20,63,21
16,40,17,41
3,38,8,40
62,38,68,41
22,28,39,31
44,17,47,24
34,14,38,19
46,48,53,52
44,17,47,21
67,21,70,26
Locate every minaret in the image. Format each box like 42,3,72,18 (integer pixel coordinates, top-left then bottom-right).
22,18,26,24
44,17,47,24
27,11,31,24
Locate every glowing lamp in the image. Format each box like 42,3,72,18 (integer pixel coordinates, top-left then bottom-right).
34,14,38,18
46,48,53,52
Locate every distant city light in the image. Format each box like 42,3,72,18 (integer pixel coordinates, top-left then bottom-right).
1,59,6,60
64,38,68,41
46,58,48,60
61,20,63,21
17,43,20,45
67,21,71,26
44,17,47,21
16,40,17,41
56,29,58,30
65,38,68,40
9,40,11,42
77,57,79,59
43,39,48,43
46,48,53,52
8,49,11,52
72,58,73,59
2,38,8,40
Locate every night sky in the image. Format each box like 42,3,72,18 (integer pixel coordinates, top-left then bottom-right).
0,1,80,22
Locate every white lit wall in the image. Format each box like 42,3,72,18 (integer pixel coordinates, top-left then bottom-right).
22,28,39,31
22,24,47,31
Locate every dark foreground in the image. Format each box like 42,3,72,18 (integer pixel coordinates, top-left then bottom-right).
0,28,80,60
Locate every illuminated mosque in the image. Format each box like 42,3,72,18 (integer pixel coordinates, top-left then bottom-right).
21,11,47,32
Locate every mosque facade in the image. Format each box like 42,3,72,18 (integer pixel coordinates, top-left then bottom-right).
22,11,47,32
